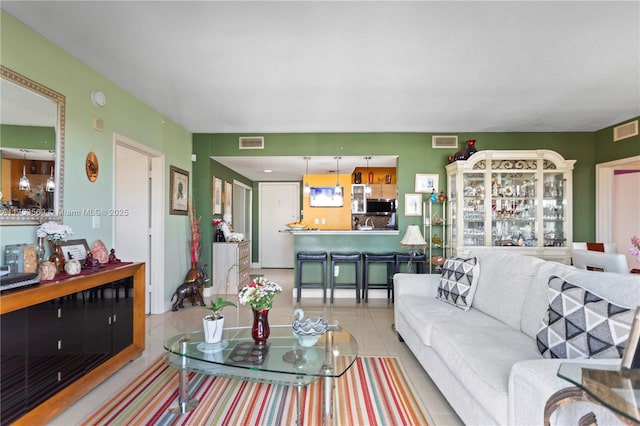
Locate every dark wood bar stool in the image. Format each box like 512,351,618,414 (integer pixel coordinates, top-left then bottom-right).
394,252,427,274
296,251,328,303
329,252,362,303
362,252,396,303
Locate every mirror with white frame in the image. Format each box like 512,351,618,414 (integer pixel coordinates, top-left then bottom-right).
1,66,65,225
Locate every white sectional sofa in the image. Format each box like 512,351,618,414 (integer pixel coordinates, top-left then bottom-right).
394,249,640,425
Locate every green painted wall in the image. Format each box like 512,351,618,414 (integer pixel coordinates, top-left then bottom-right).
594,116,640,164
192,134,254,282
193,131,611,259
1,12,193,303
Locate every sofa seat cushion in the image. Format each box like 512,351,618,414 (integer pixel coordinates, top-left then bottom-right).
430,314,543,425
397,292,504,347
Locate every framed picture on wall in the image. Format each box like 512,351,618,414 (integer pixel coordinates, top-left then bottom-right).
213,177,222,214
169,165,189,215
415,173,439,193
404,193,422,216
225,181,233,215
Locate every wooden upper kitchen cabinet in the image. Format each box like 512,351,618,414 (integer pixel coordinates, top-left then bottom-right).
367,184,397,199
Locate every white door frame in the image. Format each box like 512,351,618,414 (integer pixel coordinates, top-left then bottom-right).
595,155,640,242
113,133,165,314
233,179,252,246
258,182,300,268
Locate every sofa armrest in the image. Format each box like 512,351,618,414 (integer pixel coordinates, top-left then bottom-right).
509,358,622,426
394,273,440,298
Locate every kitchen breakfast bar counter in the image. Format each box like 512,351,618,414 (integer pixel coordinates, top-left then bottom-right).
290,229,402,300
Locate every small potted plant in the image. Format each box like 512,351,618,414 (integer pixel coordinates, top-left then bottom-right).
203,296,236,344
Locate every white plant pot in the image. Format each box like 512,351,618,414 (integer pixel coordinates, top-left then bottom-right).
203,315,225,343
202,287,213,297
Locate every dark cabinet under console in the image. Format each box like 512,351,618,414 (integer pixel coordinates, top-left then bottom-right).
0,263,144,426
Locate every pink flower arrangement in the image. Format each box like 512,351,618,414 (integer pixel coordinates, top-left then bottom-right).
212,219,223,228
629,236,640,263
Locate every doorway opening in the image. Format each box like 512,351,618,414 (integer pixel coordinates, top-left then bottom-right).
114,133,165,314
595,155,640,268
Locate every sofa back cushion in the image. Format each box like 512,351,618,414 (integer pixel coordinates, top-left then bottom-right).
470,250,544,330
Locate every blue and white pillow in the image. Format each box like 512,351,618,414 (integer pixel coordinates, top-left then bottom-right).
436,257,480,310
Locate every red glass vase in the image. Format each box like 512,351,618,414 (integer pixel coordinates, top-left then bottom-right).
251,309,270,347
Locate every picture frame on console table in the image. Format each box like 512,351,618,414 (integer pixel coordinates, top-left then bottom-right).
170,165,189,215
61,239,90,261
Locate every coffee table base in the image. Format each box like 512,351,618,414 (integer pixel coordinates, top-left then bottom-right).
169,369,199,414
168,364,334,425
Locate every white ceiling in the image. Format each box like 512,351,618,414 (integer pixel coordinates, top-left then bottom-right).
2,1,638,136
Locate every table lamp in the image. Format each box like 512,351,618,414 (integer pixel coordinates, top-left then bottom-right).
400,225,427,272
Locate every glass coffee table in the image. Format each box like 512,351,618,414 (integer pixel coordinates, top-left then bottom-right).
164,325,358,425
544,363,640,425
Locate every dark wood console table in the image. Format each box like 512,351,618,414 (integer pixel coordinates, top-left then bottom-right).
0,262,145,425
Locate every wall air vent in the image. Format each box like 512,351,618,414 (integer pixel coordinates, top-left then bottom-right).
432,135,458,149
613,120,638,142
239,136,265,149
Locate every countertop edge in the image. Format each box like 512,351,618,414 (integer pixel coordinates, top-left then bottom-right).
286,229,400,235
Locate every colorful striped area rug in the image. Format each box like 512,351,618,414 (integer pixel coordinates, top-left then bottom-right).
83,355,428,425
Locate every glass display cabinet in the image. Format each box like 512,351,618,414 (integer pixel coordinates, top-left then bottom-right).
446,150,575,263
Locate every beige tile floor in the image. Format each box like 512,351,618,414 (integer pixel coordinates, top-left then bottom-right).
48,268,462,426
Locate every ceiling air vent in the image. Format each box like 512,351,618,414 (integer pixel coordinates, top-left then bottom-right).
613,120,638,142
432,135,458,149
239,136,265,149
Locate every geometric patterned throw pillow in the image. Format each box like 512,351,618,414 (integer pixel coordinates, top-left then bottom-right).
536,275,634,359
436,257,480,311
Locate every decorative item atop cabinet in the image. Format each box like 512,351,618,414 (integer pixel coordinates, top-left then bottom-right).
212,240,250,294
446,150,575,263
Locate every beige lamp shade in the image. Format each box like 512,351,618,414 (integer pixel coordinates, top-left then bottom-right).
400,225,427,248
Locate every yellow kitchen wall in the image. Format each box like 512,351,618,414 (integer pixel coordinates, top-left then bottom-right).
302,173,352,229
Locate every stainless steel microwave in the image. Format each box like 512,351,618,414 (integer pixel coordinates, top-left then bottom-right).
366,199,396,215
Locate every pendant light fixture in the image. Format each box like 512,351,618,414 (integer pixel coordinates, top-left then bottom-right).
334,156,342,195
364,156,372,195
303,156,311,195
45,151,55,192
18,149,31,191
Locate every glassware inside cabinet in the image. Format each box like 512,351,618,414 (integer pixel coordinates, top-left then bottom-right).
448,174,457,248
462,173,485,246
491,172,537,247
351,184,366,214
542,172,566,247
